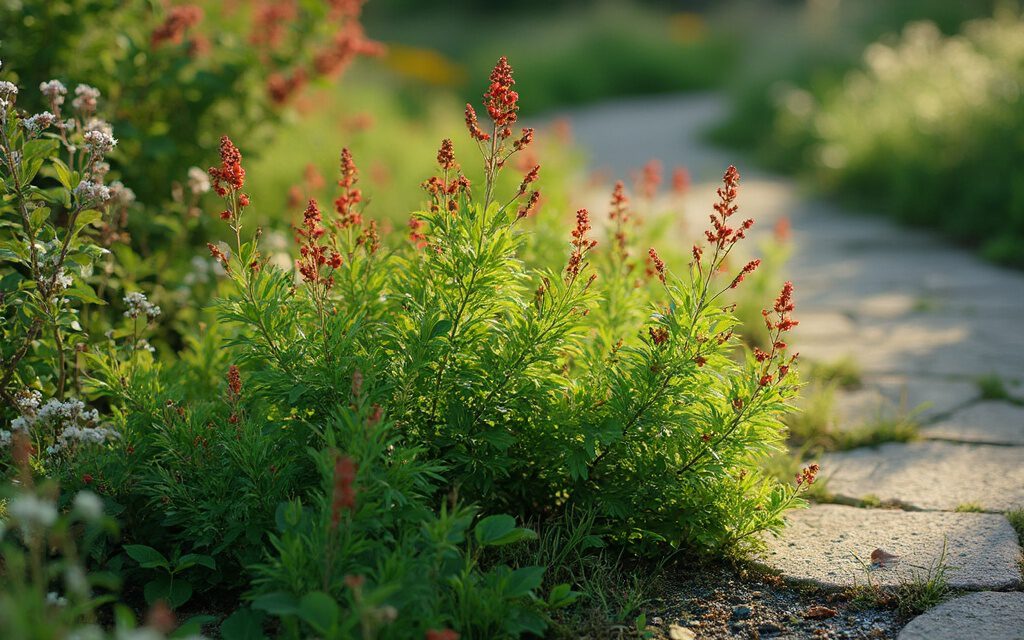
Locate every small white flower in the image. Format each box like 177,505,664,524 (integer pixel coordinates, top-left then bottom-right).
83,130,117,155
8,494,58,529
123,291,161,319
46,591,68,607
108,181,136,207
15,389,42,413
0,430,11,447
90,161,111,181
54,268,74,291
22,111,56,136
72,84,100,113
73,491,104,522
187,166,211,194
74,180,111,204
39,80,67,105
0,80,18,101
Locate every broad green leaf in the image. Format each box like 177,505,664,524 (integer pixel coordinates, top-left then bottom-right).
298,591,338,635
52,158,73,190
251,592,299,616
504,565,545,598
170,615,216,639
220,608,267,640
124,544,169,569
475,514,536,547
143,576,192,608
29,206,50,231
177,553,216,571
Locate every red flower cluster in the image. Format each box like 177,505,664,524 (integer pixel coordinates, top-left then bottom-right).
249,2,298,51
267,70,308,106
426,630,459,640
610,181,631,260
518,164,540,196
649,326,670,346
705,165,753,249
464,104,490,141
334,148,363,229
767,281,798,332
313,23,384,78
208,136,246,197
730,259,761,289
638,159,662,200
227,365,242,401
566,209,597,281
423,139,472,214
516,190,540,220
648,247,667,284
757,281,800,386
484,56,519,138
330,453,358,528
672,166,690,196
295,199,341,286
151,5,204,48
795,463,819,487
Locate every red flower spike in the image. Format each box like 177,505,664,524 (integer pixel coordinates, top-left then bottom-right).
208,136,245,196
465,104,490,141
648,248,667,284
484,56,518,138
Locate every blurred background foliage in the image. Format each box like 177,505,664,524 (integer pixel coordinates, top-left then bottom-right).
2,0,1020,278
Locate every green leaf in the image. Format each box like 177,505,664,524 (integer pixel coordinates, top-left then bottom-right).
64,283,106,305
298,591,338,635
177,553,216,571
72,209,103,234
143,576,192,608
29,206,50,231
430,318,453,340
504,565,545,598
220,608,267,640
53,158,73,190
547,583,580,609
474,514,537,547
124,544,169,569
251,592,299,616
170,615,216,639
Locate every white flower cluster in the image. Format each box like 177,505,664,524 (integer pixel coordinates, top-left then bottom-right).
187,166,211,194
123,291,161,319
46,592,69,607
72,84,100,113
108,181,136,207
7,494,58,530
39,79,67,105
54,267,74,291
0,80,17,101
2,395,118,457
74,179,111,204
83,129,117,155
22,111,56,136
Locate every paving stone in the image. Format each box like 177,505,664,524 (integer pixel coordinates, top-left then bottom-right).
759,505,1022,591
820,441,1024,512
898,591,1024,640
922,401,1024,446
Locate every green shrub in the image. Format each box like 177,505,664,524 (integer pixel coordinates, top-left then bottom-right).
2,57,808,637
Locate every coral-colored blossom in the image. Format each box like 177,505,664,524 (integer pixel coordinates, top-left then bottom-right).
208,136,245,196
484,57,518,138
330,453,358,528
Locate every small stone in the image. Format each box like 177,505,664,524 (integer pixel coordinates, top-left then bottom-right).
804,605,838,620
898,591,1024,640
732,605,752,620
668,624,696,640
758,621,783,635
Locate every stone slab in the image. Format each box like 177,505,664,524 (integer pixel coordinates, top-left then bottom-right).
820,441,1024,512
922,401,1024,446
759,505,1022,591
898,591,1024,640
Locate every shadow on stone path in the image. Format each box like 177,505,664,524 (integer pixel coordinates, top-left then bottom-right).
553,93,1024,638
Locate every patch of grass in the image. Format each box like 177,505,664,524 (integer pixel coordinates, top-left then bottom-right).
849,540,953,616
954,502,984,513
1006,508,1024,540
860,494,882,508
785,381,920,452
808,357,863,390
977,374,1011,401
834,414,919,451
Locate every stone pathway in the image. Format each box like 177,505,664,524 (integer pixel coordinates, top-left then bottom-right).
556,93,1024,634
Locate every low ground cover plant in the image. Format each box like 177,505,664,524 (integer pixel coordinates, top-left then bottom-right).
1,54,810,638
